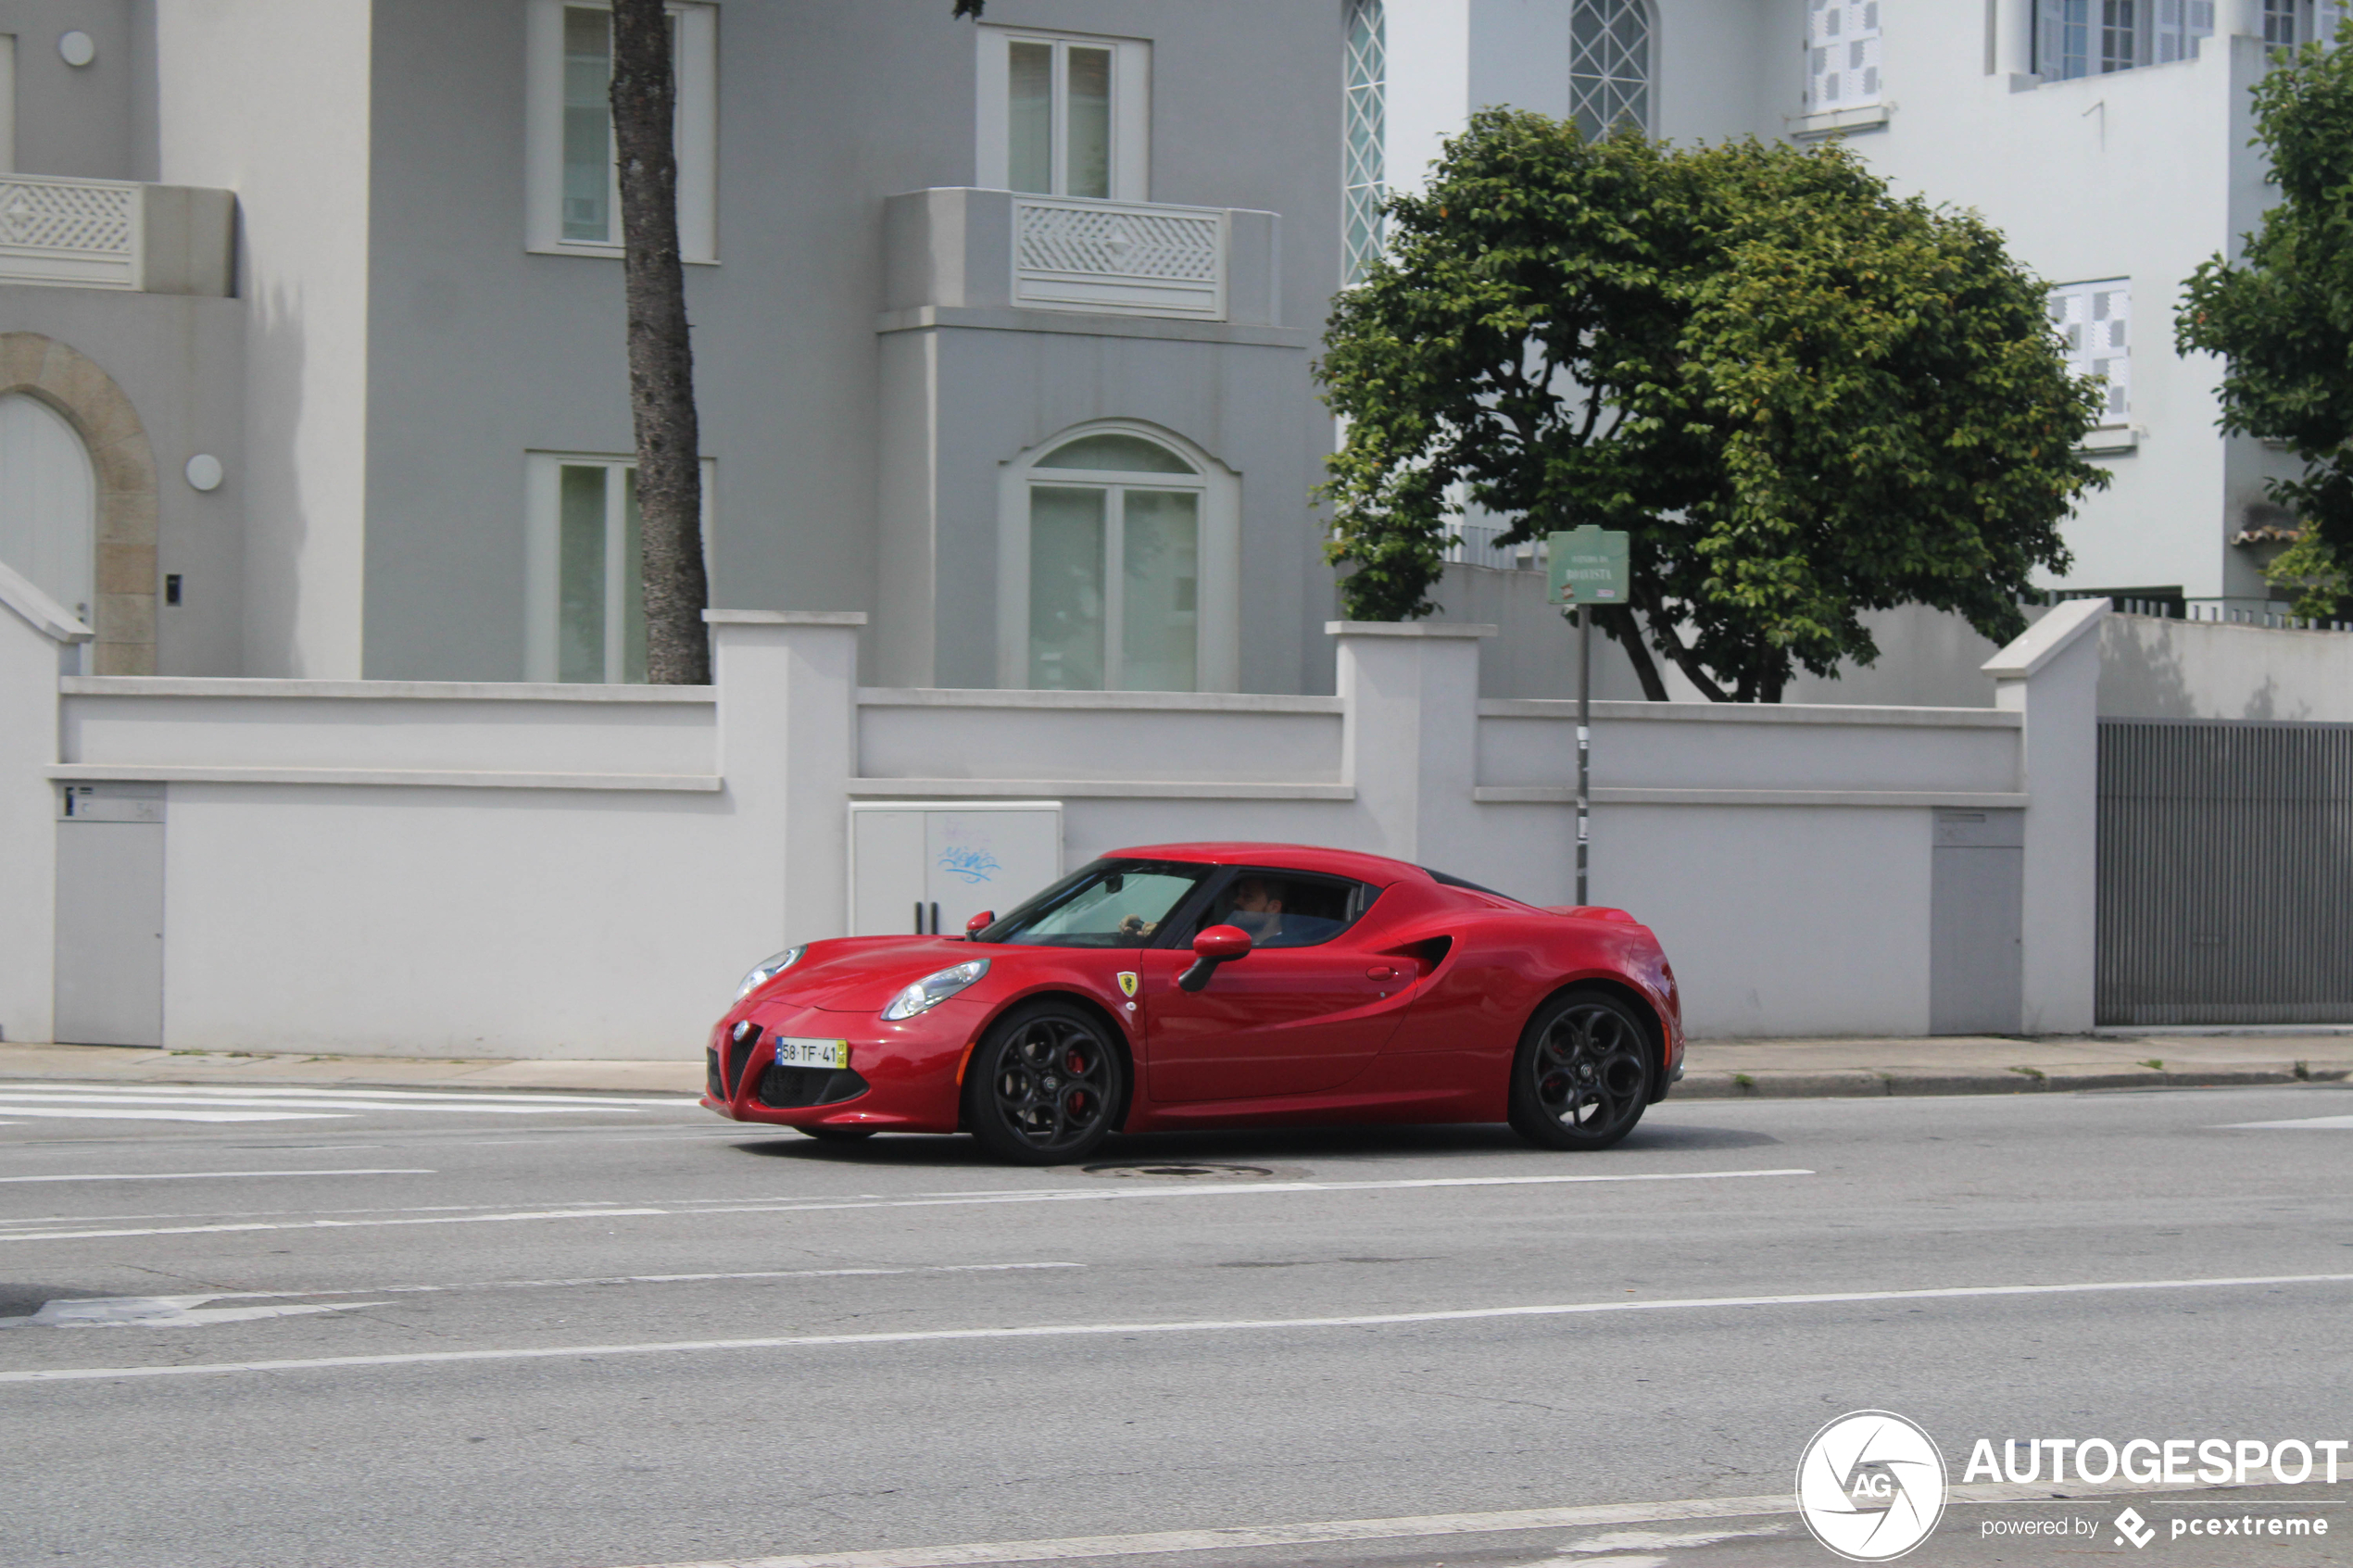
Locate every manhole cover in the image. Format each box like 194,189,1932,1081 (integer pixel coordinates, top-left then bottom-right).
1080,1161,1279,1180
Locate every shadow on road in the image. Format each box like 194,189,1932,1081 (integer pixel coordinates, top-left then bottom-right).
727,1118,1779,1168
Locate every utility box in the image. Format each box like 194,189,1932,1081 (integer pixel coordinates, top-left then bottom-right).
1929,807,2023,1035
54,783,166,1047
849,802,1063,936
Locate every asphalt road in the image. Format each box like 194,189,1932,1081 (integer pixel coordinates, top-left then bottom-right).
2,1077,2349,1568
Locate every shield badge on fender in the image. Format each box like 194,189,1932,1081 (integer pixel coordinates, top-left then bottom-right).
1116,972,1139,997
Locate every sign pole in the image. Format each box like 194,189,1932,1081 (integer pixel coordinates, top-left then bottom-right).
1577,603,1591,908
1546,524,1626,912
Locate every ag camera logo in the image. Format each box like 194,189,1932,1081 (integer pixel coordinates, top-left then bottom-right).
1797,1411,1948,1562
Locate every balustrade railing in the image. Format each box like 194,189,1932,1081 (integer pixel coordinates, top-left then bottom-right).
0,174,140,289
1013,195,1227,320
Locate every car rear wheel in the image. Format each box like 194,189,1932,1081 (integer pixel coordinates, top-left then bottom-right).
964,1000,1124,1165
1508,988,1652,1150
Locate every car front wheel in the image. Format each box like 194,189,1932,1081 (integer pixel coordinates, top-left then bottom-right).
964,1000,1124,1165
1508,988,1652,1150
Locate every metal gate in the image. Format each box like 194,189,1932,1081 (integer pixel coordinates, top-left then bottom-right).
2096,719,2353,1025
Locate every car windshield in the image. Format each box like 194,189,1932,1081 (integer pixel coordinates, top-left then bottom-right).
975,859,1211,947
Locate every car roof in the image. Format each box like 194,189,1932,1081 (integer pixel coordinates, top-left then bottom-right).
1101,842,1438,886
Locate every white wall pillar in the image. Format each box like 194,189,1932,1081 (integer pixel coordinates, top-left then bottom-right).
1330,620,1494,867
0,565,91,1044
706,610,866,954
1984,597,2107,1035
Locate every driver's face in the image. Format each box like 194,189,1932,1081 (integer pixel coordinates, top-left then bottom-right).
1233,880,1281,913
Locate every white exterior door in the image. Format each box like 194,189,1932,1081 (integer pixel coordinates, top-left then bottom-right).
0,393,96,620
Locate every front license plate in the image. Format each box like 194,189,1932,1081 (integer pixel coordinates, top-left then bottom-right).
772,1036,849,1071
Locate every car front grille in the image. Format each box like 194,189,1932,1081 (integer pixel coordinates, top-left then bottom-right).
756,1065,870,1109
723,1026,761,1098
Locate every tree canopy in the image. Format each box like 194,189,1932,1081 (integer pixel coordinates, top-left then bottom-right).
1318,111,2108,700
2176,28,2353,620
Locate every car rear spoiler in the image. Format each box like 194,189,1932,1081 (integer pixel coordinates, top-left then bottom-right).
1543,905,1641,923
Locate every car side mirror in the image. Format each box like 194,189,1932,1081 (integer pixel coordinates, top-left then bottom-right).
964,910,994,937
1178,924,1252,992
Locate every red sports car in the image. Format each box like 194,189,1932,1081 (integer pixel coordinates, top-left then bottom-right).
703,842,1683,1164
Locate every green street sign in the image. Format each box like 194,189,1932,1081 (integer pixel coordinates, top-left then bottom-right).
1546,526,1629,606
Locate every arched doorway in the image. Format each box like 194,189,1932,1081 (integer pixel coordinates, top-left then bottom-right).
0,332,160,673
0,392,97,623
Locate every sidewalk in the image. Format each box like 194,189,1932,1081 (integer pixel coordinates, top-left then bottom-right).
3,1034,2350,1101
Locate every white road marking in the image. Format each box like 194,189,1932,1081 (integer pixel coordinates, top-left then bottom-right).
0,1297,390,1330
583,1479,2231,1568
0,1107,352,1123
0,1168,1812,1242
6,1269,2347,1386
0,1082,692,1106
0,1091,635,1116
0,1169,433,1184
2221,1114,2353,1129
167,1261,1086,1303
0,1206,670,1242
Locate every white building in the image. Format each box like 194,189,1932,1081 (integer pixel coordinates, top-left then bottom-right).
1378,0,2321,619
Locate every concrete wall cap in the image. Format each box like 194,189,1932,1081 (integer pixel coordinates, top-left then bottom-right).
0,558,94,643
702,609,869,627
1325,621,1499,639
1982,596,2106,679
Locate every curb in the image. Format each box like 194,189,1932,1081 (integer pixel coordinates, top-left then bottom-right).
1674,1064,2353,1099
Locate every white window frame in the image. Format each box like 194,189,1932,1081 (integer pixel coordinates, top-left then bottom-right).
524,0,718,263
0,36,16,173
524,450,715,683
974,26,1151,201
2049,278,2131,428
995,421,1239,693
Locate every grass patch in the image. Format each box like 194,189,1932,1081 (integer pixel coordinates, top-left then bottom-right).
2139,1059,2164,1072
1732,1073,1756,1091
2008,1065,2046,1082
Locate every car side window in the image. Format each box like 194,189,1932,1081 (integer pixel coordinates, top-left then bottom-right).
1182,870,1379,950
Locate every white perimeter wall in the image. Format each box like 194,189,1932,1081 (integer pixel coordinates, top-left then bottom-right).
1,603,2111,1057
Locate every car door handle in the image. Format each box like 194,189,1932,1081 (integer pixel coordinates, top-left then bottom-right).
1365,964,1403,982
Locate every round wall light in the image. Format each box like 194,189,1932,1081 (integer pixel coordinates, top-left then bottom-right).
58,31,96,68
184,454,224,492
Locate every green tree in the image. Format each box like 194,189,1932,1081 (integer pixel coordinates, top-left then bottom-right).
2177,27,2353,621
1318,111,2107,701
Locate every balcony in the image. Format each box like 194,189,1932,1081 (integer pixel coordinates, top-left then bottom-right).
884,187,1279,327
0,175,235,296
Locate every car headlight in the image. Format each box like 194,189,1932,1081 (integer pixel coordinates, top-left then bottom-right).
881,959,989,1021
734,947,805,1003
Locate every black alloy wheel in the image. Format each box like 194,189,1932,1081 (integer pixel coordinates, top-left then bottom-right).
965,1001,1124,1164
1507,989,1652,1150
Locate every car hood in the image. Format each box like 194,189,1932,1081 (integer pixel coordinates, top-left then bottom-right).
749,935,991,1013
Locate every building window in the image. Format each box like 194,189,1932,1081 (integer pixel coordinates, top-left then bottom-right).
1568,0,1653,140
2049,280,2130,425
1807,1,1883,114
524,452,712,684
525,0,718,262
974,29,1151,202
2263,0,2349,45
2034,0,2212,79
996,424,1239,692
1343,0,1387,284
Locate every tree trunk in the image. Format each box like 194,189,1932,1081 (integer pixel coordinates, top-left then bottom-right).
1601,606,1671,702
610,0,710,685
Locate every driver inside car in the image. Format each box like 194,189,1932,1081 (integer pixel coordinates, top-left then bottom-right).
1225,876,1287,941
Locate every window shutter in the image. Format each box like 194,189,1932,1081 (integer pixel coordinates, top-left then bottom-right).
1808,0,1879,111
2318,0,2349,44
2036,0,2070,79
2151,0,2214,62
2049,280,2130,424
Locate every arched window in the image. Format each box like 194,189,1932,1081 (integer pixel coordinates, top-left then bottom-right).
998,423,1239,692
0,393,97,622
1343,0,1387,285
1568,0,1653,140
